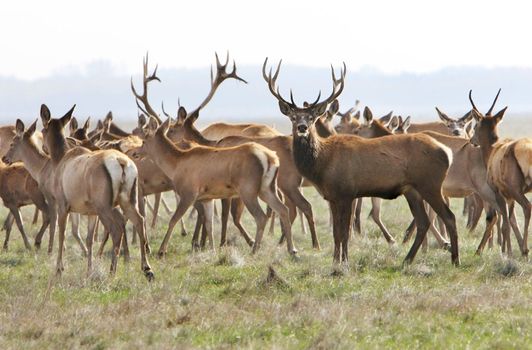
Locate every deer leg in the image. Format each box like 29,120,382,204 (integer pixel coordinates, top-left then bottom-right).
476,206,498,255
190,202,204,251
119,198,153,279
97,230,110,257
85,215,98,275
403,190,432,265
506,201,518,255
330,201,343,263
31,207,40,226
267,207,276,235
330,199,353,263
230,198,254,247
278,197,296,245
422,190,459,266
238,194,268,254
9,207,32,250
220,198,231,247
353,198,363,235
286,188,319,250
260,187,296,255
202,200,215,251
55,210,68,275
403,218,416,244
158,193,195,258
514,193,530,257
150,193,162,228
369,197,395,244
2,213,14,250
468,194,484,232
69,213,88,256
97,209,125,275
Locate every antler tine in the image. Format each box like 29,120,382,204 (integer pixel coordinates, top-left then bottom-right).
314,62,346,108
134,96,149,116
486,88,502,116
468,90,480,112
262,57,296,108
131,53,162,122
161,101,170,118
290,90,296,106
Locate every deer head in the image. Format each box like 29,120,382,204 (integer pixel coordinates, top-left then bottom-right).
262,58,346,138
468,89,507,147
40,104,75,161
393,116,411,134
3,119,39,165
435,107,474,137
350,107,394,138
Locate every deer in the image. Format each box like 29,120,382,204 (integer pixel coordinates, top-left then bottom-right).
152,55,320,250
263,58,459,265
469,89,530,257
3,107,154,280
133,115,297,257
0,161,50,251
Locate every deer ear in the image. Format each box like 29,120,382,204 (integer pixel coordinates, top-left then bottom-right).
26,120,37,136
402,116,411,132
40,104,51,125
435,107,451,123
470,109,482,121
493,107,507,123
460,110,473,122
96,120,104,132
177,106,187,123
138,114,147,128
363,106,373,124
60,104,76,127
278,101,292,117
147,116,159,132
70,117,79,133
313,103,328,118
379,111,393,125
83,117,91,131
105,111,113,123
353,110,361,121
328,100,339,117
388,116,399,131
15,119,25,136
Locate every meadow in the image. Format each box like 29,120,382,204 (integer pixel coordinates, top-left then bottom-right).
0,119,531,349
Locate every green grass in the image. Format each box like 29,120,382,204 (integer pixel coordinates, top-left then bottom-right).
0,189,530,350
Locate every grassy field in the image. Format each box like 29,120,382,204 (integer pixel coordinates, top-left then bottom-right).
1,118,532,349
0,188,530,349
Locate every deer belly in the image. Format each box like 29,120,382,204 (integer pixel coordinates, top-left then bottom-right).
197,184,238,200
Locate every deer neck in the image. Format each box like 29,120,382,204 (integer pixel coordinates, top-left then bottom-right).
478,130,498,167
147,134,184,176
292,126,323,183
185,121,217,147
48,130,68,164
18,142,50,180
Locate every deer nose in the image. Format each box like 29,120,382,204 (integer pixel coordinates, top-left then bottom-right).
297,124,308,133
452,130,461,136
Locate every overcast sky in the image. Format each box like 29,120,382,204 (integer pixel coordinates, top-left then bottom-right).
2,0,531,79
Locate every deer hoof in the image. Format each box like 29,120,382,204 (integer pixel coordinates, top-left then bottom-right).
442,242,452,252
34,241,41,249
144,270,155,282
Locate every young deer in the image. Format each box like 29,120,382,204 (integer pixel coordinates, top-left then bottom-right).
134,116,297,257
4,107,153,279
0,161,50,250
263,58,459,265
469,89,530,257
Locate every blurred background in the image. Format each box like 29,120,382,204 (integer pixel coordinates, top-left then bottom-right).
1,0,531,132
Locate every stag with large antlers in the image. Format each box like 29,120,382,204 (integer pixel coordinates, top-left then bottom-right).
469,89,530,257
263,58,459,265
157,54,321,249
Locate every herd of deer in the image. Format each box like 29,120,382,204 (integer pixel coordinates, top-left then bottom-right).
0,53,530,281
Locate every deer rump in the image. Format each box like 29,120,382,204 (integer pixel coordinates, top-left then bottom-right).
489,138,532,192
54,147,138,213
295,133,453,200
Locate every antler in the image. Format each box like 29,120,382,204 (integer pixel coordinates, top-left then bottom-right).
469,88,502,116
188,52,247,118
486,88,501,116
262,58,346,111
262,58,297,109
468,90,480,113
131,52,162,122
